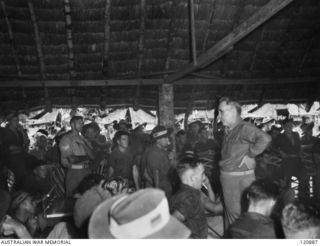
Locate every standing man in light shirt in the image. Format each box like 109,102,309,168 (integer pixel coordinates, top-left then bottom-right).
218,97,271,229
59,116,94,197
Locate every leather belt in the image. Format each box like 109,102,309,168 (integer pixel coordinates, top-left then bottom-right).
70,163,89,170
221,169,254,176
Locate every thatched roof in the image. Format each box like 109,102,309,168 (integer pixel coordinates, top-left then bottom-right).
0,0,320,113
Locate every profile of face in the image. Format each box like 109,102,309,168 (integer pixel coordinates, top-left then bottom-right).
191,164,205,190
117,135,129,149
72,119,84,132
20,196,36,214
218,101,238,128
157,136,170,149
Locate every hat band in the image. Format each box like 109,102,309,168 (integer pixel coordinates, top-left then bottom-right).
109,198,170,238
153,130,168,138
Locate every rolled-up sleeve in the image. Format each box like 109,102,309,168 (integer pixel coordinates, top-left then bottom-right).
242,124,272,158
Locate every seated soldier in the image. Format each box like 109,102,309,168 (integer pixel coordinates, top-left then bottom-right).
227,179,280,238
281,202,320,239
170,152,222,239
21,158,52,196
9,191,37,226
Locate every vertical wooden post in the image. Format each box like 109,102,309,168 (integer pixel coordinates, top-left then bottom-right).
158,83,175,163
189,0,197,65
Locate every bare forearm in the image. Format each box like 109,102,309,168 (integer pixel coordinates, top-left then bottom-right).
204,182,215,202
132,165,140,190
153,170,160,188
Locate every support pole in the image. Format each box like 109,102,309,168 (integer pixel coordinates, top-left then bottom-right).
189,0,197,65
158,84,176,164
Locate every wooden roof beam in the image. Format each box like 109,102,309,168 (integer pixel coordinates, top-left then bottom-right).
163,1,180,72
137,0,146,76
63,0,75,79
102,0,111,76
1,0,22,77
0,76,318,88
165,0,295,83
201,0,217,53
28,0,46,80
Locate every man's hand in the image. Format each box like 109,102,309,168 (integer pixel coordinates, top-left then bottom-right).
2,215,32,238
202,175,211,188
238,155,256,169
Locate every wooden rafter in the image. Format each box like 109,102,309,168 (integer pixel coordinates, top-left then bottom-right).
1,0,22,77
63,0,75,79
102,0,111,76
137,0,146,76
163,1,180,72
28,0,46,80
249,27,265,72
201,0,217,53
165,0,295,83
188,0,197,65
0,76,318,88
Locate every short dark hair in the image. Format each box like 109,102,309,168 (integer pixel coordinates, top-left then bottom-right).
247,179,280,203
281,202,320,235
113,130,129,143
176,151,205,177
75,174,104,195
70,116,83,125
219,97,242,115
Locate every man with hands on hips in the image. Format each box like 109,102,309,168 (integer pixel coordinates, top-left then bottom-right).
218,97,271,229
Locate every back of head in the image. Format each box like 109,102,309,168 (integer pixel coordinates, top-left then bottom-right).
176,151,203,178
75,174,104,195
281,202,320,239
247,179,280,203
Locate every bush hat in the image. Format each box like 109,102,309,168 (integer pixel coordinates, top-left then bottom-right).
151,125,173,140
88,188,191,239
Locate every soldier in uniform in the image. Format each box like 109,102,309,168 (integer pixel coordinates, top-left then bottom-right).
59,116,94,197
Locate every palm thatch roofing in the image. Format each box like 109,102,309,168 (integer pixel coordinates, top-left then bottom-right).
0,0,319,113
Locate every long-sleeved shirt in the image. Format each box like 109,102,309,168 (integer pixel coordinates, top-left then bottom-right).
219,120,271,172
